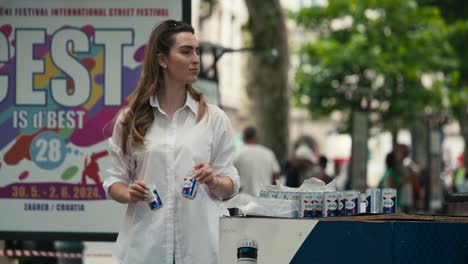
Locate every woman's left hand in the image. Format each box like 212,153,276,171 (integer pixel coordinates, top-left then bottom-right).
193,163,218,189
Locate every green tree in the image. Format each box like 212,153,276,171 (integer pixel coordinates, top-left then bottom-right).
292,0,456,189
419,0,468,171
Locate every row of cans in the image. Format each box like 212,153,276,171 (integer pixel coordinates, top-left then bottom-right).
260,188,397,218
361,188,397,214
147,170,200,210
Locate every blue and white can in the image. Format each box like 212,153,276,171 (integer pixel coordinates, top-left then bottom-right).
382,188,397,213
360,193,367,214
337,191,345,216
147,184,163,210
267,191,279,199
366,188,382,214
301,192,323,218
182,170,199,199
313,192,324,218
276,191,287,200
286,192,302,210
344,190,360,216
323,191,338,217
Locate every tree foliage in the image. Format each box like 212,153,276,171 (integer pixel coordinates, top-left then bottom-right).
418,0,468,110
418,0,468,168
292,0,456,133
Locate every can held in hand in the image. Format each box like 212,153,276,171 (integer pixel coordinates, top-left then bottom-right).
366,188,382,214
182,170,199,199
382,188,397,213
147,184,163,210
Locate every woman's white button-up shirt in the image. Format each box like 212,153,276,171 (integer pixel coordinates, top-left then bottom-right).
103,93,240,264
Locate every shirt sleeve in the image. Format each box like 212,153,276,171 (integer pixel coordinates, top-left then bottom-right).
102,110,133,199
209,106,240,197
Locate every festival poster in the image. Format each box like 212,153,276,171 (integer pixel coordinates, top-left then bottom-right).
0,0,184,234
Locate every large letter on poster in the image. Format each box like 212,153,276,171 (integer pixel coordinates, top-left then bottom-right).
16,30,46,105
94,30,133,106
0,32,9,102
50,28,91,107
0,0,188,240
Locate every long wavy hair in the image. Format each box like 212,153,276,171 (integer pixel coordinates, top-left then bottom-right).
120,20,208,155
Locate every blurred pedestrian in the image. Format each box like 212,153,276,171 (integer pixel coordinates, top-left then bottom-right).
285,144,317,187
456,170,468,192
454,162,468,193
380,144,421,212
312,155,334,184
380,151,396,188
234,126,280,196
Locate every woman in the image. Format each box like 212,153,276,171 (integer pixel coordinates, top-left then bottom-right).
103,20,240,264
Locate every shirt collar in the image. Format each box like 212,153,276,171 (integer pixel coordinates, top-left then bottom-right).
149,91,198,115
185,92,199,115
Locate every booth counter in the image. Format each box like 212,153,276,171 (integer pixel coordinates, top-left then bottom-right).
219,213,468,264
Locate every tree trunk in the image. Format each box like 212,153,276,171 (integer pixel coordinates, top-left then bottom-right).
244,0,290,165
349,108,368,191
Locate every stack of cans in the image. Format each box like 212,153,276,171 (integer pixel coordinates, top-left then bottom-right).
382,188,397,213
258,187,397,218
301,192,323,218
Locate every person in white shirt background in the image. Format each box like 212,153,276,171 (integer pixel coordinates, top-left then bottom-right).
234,126,280,197
102,20,240,264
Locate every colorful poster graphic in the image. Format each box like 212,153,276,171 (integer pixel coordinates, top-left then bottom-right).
0,0,183,234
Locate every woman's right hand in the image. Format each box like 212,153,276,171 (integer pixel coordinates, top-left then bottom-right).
128,180,149,203
109,181,148,204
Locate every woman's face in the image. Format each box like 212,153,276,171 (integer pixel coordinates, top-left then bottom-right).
162,32,200,85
